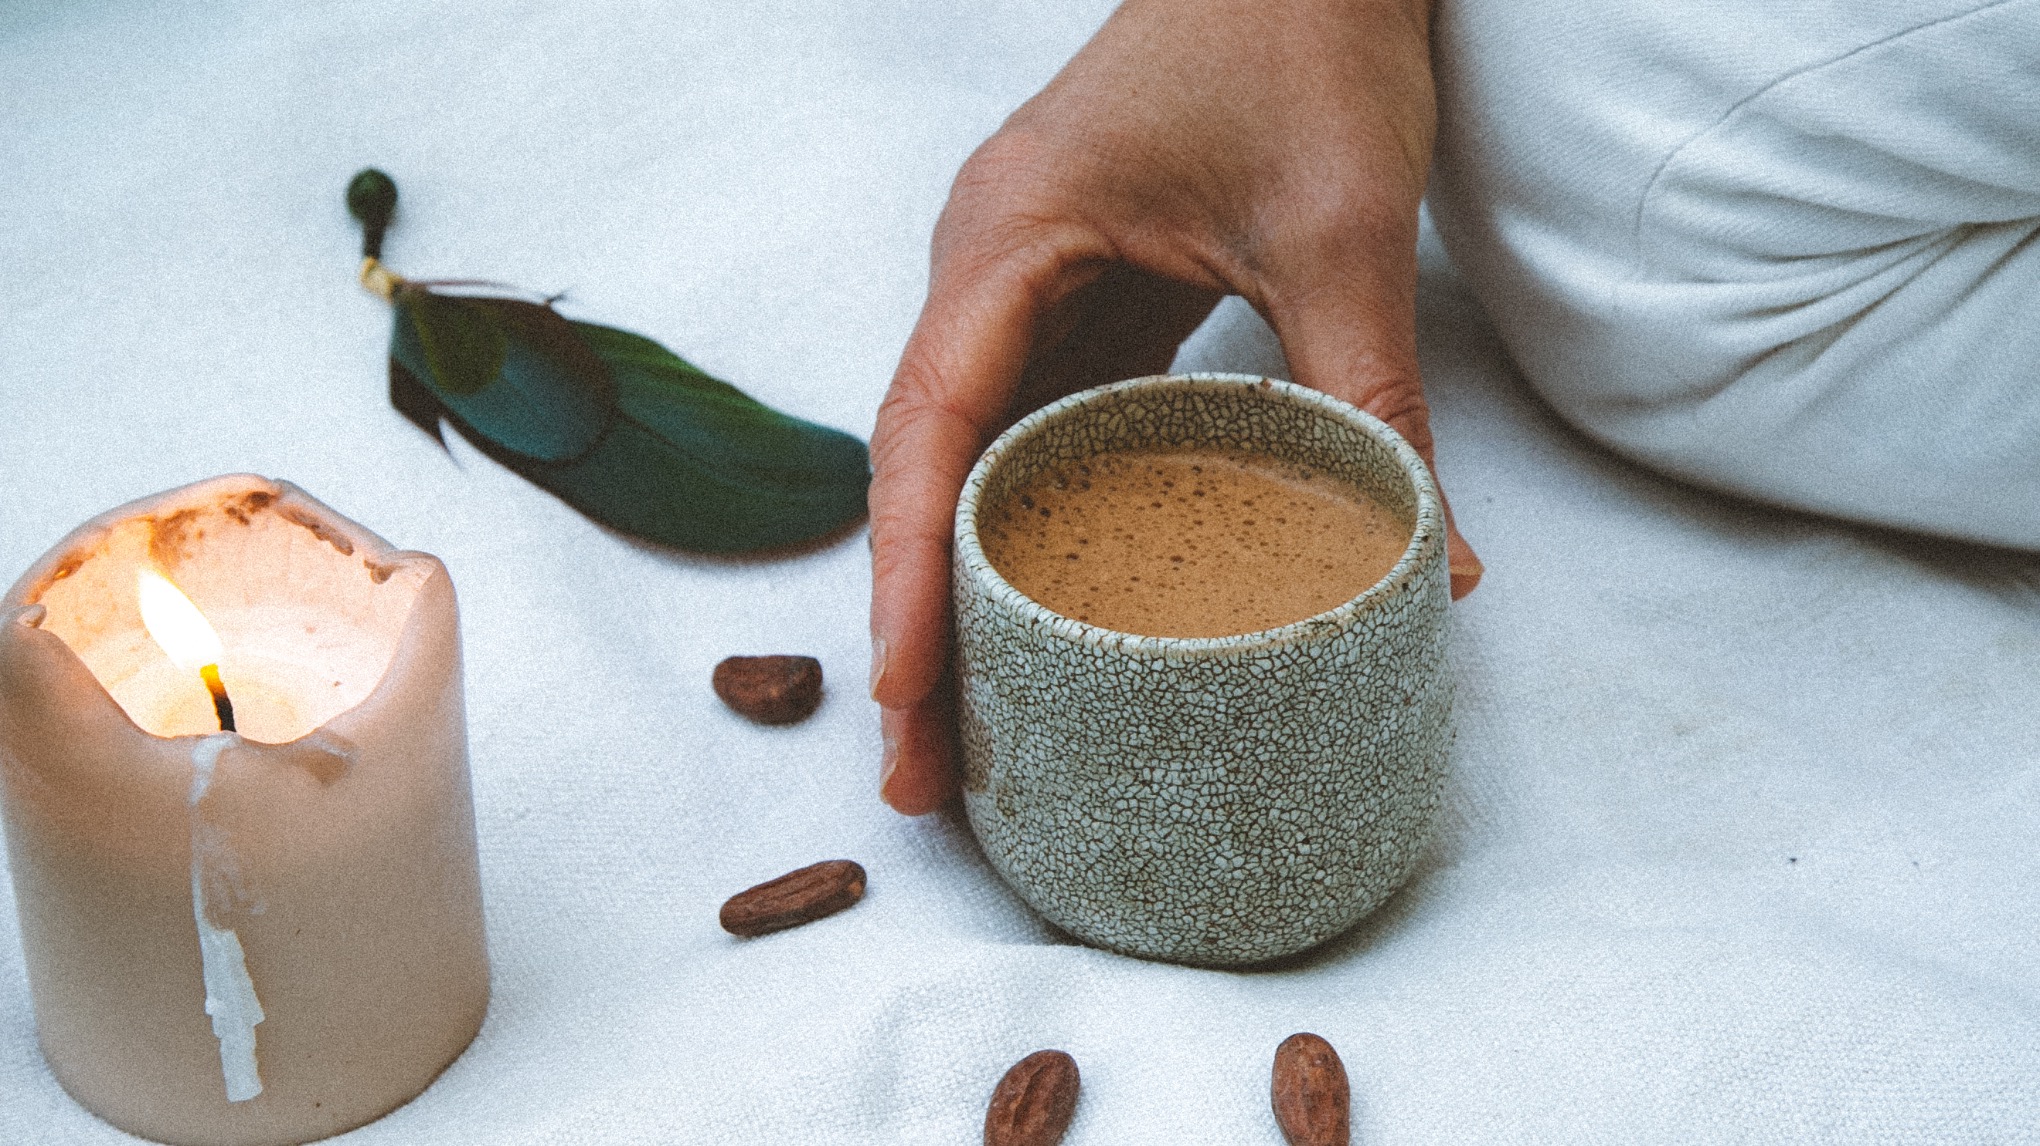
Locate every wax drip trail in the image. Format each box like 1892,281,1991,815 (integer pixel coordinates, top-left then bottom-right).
190,733,265,1102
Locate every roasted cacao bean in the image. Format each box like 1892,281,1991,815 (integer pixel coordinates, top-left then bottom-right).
719,859,865,937
983,1049,1080,1146
713,655,823,724
1272,1032,1349,1145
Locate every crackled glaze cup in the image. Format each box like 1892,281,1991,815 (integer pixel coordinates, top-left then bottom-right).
952,374,1452,966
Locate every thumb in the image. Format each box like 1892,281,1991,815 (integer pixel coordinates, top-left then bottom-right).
1263,274,1483,598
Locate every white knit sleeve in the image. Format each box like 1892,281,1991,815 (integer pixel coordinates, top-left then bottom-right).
1429,0,2040,548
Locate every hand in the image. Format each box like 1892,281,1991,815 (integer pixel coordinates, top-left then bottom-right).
868,0,1481,815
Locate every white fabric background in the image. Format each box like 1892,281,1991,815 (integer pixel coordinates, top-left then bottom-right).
3,0,2038,1142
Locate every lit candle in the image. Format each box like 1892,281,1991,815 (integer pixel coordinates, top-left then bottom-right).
0,475,489,1146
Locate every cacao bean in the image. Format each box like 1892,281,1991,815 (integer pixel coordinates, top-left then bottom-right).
713,655,823,724
719,859,865,937
1271,1032,1349,1146
984,1049,1080,1146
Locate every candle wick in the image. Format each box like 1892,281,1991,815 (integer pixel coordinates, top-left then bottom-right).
200,665,236,733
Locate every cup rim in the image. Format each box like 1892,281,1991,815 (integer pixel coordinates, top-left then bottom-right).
954,372,1445,655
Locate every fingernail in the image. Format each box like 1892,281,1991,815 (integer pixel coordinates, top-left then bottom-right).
1448,555,1485,599
878,728,900,793
868,636,889,700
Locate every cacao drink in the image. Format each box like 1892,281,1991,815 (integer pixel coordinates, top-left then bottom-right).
979,449,1409,637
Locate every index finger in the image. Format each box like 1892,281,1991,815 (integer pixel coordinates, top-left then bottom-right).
868,243,1076,715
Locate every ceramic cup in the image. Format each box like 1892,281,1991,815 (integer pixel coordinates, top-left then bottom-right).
952,373,1452,966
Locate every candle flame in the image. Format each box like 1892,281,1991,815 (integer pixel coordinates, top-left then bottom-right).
138,569,225,673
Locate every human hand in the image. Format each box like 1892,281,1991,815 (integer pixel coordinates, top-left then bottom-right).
869,0,1481,815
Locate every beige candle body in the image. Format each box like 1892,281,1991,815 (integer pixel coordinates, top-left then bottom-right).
0,476,488,1146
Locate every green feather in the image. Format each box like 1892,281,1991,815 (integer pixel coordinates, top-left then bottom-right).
392,289,613,462
577,322,870,504
401,290,504,396
353,167,866,553
387,289,869,552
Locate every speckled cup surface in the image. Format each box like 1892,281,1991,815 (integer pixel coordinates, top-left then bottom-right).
953,374,1452,966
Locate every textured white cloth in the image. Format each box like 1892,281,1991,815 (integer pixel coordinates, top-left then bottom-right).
1430,0,2040,550
2,1,2038,1142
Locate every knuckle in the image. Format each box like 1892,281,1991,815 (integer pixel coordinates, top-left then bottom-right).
934,214,1095,306
872,371,985,463
867,520,954,616
866,412,980,546
953,130,1038,185
867,525,947,587
1362,372,1429,420
1362,379,1434,451
935,133,1108,283
951,128,1071,207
